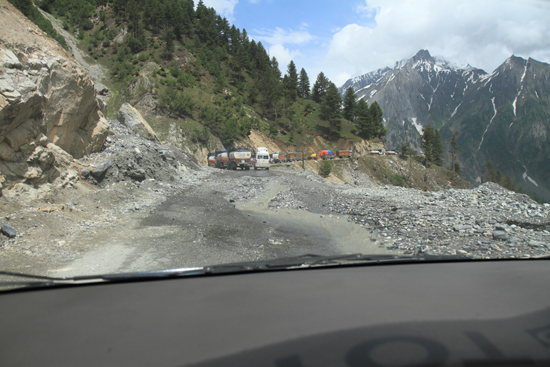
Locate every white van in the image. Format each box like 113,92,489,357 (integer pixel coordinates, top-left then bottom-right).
254,148,270,170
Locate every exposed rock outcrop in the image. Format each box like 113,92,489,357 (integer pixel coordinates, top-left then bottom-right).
0,0,109,197
117,103,159,142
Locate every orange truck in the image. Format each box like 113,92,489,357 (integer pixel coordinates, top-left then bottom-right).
336,150,353,158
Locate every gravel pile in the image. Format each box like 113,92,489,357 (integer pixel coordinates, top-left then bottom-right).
75,119,203,188
265,172,550,259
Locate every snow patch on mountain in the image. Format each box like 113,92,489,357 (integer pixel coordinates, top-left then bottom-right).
478,97,497,152
522,164,539,187
512,65,528,118
410,117,423,135
451,102,462,118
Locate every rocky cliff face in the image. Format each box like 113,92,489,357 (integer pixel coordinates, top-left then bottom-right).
0,0,109,196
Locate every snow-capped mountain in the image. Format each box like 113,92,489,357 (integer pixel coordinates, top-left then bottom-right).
340,50,550,201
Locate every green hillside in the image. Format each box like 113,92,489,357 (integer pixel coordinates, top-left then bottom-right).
20,0,390,151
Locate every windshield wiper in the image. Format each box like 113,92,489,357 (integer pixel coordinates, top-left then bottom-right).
2,253,548,290
202,253,470,274
0,267,204,290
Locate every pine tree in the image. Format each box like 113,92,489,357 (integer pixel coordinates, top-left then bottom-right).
355,99,372,139
369,102,385,138
448,131,461,173
162,27,174,60
433,129,444,166
298,68,310,99
485,161,497,182
284,61,298,101
421,125,436,165
312,72,329,103
420,125,443,166
321,82,342,137
342,87,357,121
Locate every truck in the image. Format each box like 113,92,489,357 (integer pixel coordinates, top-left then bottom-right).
228,146,252,170
215,149,228,169
253,147,270,170
271,152,280,163
320,150,333,160
207,153,216,166
336,150,353,159
278,152,287,162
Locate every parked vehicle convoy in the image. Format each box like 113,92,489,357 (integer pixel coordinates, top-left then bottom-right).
207,153,216,166
215,149,228,168
228,147,252,170
253,147,270,170
336,150,353,159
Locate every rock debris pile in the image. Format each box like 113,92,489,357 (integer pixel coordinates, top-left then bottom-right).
75,119,202,188
265,170,550,259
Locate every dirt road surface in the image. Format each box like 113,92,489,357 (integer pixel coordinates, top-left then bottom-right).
0,166,391,278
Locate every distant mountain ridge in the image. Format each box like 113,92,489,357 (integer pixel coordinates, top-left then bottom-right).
340,50,550,202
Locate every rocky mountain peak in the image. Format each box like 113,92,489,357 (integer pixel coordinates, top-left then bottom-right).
410,49,434,64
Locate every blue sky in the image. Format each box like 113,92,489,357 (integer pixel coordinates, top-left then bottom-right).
202,0,550,87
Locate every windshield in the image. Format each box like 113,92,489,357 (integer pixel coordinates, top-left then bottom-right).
0,0,549,286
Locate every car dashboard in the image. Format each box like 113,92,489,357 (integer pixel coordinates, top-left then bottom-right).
1,259,549,366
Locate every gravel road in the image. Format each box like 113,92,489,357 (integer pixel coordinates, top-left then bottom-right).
0,167,389,278
1,119,548,279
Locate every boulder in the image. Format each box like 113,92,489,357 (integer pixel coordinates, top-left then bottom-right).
90,160,113,182
1,223,17,238
492,231,508,241
127,168,146,181
117,103,159,142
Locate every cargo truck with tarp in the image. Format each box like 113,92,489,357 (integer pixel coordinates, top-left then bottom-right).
336,150,353,159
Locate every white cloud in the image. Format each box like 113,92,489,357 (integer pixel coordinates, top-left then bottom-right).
253,27,313,46
267,44,302,71
324,0,550,86
201,0,239,22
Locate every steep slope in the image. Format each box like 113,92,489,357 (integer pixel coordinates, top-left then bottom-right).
341,50,550,202
450,56,550,201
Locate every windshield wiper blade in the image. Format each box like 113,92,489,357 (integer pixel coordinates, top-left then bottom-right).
202,253,470,274
0,267,204,289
